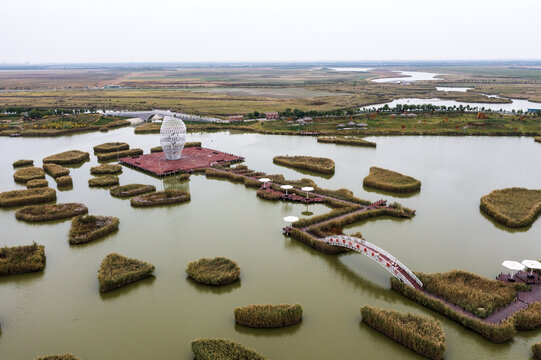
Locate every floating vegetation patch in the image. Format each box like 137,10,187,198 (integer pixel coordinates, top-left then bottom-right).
150,142,202,153
534,342,541,359
0,187,56,207
480,187,541,228
13,166,45,183
318,136,377,147
16,203,88,222
93,142,129,153
273,155,335,174
96,148,143,161
0,243,46,276
98,253,155,293
88,175,119,187
34,353,81,360
234,304,303,328
511,302,541,330
361,306,446,360
56,176,73,187
27,179,48,188
191,338,267,360
186,257,240,286
43,163,70,178
12,159,33,168
90,164,122,175
110,184,156,198
363,167,421,193
69,215,119,244
43,150,90,165
130,189,190,207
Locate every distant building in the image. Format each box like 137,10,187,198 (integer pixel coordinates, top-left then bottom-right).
527,109,541,114
228,115,244,122
265,112,280,120
103,84,121,89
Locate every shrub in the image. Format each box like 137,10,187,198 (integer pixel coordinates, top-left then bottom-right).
13,166,45,183
69,215,119,244
480,187,541,228
12,159,33,168
363,167,421,193
179,173,190,181
93,142,129,153
191,338,267,360
110,184,156,197
43,150,89,165
273,155,335,174
90,164,122,175
99,127,109,133
234,304,303,328
34,354,80,360
88,175,119,187
318,136,377,147
96,148,143,161
256,189,282,201
27,179,48,188
391,278,516,343
56,176,73,187
43,163,70,178
98,253,155,293
289,228,347,255
16,203,88,222
534,342,541,359
360,306,446,360
0,243,46,276
186,257,240,285
151,142,201,153
511,302,541,330
131,189,190,207
0,188,56,207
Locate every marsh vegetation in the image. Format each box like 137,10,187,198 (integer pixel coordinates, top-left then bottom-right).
363,167,421,193
0,243,46,276
130,189,190,207
69,215,119,244
234,304,303,328
191,338,267,360
480,187,541,228
43,150,89,165
13,166,45,183
273,155,335,174
98,253,155,293
0,187,56,207
16,203,88,222
186,257,240,286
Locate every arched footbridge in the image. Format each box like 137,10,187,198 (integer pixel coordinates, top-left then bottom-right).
323,235,423,290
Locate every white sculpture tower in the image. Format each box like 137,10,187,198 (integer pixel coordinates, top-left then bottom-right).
160,116,187,160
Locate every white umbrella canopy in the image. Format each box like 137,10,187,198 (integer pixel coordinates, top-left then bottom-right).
301,186,314,198
258,178,271,182
522,260,541,270
502,261,525,271
280,184,293,195
283,216,299,223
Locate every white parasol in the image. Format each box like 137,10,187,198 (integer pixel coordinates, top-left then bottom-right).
522,259,541,277
301,186,314,198
283,216,299,224
502,260,525,280
280,184,293,195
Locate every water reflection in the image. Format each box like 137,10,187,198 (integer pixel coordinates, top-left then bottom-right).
362,185,419,199
234,321,302,337
478,209,531,233
99,275,156,301
0,269,45,286
272,163,335,180
185,277,241,294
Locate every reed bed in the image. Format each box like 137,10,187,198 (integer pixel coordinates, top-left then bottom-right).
186,257,240,285
234,304,303,328
16,203,88,222
27,179,48,188
110,184,156,198
535,137,541,143
318,136,377,147
12,159,33,168
34,353,80,360
191,338,267,360
417,270,516,318
273,155,335,174
178,173,190,181
0,243,46,276
533,342,541,359
361,306,446,360
56,176,73,187
99,127,109,132
43,150,89,165
150,142,202,153
391,278,516,343
98,252,155,293
93,142,129,153
289,228,347,255
363,167,421,193
480,187,541,228
511,302,541,330
256,189,282,201
43,163,70,178
131,189,190,207
88,175,119,187
13,166,45,183
96,148,143,161
0,187,56,207
90,164,122,175
69,215,119,244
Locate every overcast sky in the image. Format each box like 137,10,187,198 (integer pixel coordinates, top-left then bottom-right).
2,0,540,63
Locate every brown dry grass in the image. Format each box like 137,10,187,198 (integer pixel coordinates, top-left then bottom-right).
363,167,421,193
480,187,541,228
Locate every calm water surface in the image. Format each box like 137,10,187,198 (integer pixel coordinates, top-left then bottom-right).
1,129,541,359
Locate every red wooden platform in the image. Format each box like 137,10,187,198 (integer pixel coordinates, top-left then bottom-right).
119,147,244,176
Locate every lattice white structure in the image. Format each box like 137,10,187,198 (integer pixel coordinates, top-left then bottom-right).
160,116,187,160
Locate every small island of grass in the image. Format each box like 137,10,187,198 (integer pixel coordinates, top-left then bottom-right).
480,187,541,228
12,159,33,168
0,187,56,207
534,342,541,359
361,306,446,360
511,302,541,330
88,175,119,187
110,184,156,197
234,304,303,328
98,252,155,293
69,215,119,244
535,137,541,143
0,243,46,276
90,164,122,175
43,150,89,165
56,175,73,187
150,142,202,153
186,257,240,286
191,338,267,360
273,155,335,174
27,179,48,188
363,167,421,193
93,142,129,153
43,163,70,178
13,166,45,183
96,148,143,161
16,203,88,222
130,189,190,207
318,136,376,147
34,354,80,360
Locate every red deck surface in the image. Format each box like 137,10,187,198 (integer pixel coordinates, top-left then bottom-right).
119,147,244,176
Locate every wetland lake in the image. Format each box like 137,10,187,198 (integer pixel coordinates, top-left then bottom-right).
1,129,541,359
